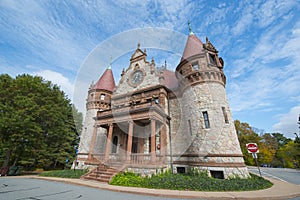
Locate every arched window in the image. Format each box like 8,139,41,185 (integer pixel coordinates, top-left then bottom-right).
112,136,118,153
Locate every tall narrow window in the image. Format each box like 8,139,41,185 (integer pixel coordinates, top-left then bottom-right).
222,107,229,124
100,94,105,100
192,62,199,70
209,53,216,65
188,120,192,135
202,111,210,128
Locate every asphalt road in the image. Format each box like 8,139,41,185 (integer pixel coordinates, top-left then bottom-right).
1,167,300,200
247,166,300,185
0,178,188,200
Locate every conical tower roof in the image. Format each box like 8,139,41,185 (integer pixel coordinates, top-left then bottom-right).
180,22,204,61
180,33,204,61
93,67,115,92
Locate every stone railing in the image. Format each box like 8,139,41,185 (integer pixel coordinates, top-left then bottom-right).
130,153,151,164
130,153,164,165
91,153,165,166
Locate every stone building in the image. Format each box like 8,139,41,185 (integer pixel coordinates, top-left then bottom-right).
77,29,249,181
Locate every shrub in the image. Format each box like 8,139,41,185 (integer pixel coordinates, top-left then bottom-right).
39,169,88,179
110,172,272,191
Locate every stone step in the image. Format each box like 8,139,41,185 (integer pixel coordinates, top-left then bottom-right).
81,162,124,183
96,166,109,170
94,170,114,174
87,173,111,179
107,168,118,172
83,176,110,183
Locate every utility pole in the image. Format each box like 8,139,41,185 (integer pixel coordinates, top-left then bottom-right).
298,114,300,134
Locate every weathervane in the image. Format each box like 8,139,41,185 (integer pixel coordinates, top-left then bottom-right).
188,20,194,35
108,56,112,70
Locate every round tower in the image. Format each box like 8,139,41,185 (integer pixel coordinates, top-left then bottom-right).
175,27,249,178
76,66,115,168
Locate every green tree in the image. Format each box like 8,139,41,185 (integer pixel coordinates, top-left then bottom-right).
259,133,277,165
277,140,299,168
72,104,83,150
267,133,292,167
234,120,261,165
0,74,82,170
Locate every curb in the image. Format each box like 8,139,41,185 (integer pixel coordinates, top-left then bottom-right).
15,175,300,199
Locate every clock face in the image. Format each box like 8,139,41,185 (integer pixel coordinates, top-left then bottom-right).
130,70,144,85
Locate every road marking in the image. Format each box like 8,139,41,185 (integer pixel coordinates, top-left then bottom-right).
260,171,287,182
248,167,288,182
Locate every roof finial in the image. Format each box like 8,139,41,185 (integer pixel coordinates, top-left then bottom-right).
137,43,140,49
108,56,112,70
188,20,194,35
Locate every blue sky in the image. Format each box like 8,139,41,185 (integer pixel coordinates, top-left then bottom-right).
1,0,300,138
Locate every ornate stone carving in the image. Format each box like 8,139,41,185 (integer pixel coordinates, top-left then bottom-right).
204,37,218,53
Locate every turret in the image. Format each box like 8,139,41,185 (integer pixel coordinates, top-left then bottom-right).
176,30,225,91
174,23,249,179
76,66,115,168
86,67,115,111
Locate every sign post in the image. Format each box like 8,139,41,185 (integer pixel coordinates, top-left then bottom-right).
246,143,262,177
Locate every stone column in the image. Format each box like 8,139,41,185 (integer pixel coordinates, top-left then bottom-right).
151,118,156,162
88,125,97,160
104,123,114,161
161,122,167,157
127,121,133,161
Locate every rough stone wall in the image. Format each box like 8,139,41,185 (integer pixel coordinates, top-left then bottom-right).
168,97,192,157
78,109,97,154
180,82,242,155
174,81,249,177
76,108,97,168
93,127,107,154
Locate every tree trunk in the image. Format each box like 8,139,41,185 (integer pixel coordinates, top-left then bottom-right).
53,158,58,169
2,149,11,168
13,157,19,166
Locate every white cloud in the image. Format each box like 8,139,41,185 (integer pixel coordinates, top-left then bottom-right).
33,70,74,99
0,1,96,73
228,14,300,115
232,5,254,36
272,105,300,138
255,0,297,28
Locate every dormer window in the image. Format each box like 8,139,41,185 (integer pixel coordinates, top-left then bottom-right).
192,62,199,70
209,53,217,65
100,94,105,100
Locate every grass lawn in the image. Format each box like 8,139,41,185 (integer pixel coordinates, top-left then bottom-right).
109,171,273,191
39,169,88,179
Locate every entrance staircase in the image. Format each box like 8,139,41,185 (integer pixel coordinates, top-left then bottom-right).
81,162,124,183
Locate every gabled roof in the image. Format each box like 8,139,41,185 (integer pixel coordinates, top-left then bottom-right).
130,43,147,63
93,68,115,92
180,33,204,61
161,69,178,90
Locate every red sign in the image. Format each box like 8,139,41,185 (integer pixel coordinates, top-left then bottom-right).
246,143,259,153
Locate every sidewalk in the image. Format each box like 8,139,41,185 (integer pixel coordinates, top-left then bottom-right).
21,175,300,199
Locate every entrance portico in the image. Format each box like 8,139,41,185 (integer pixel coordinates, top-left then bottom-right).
87,99,169,167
